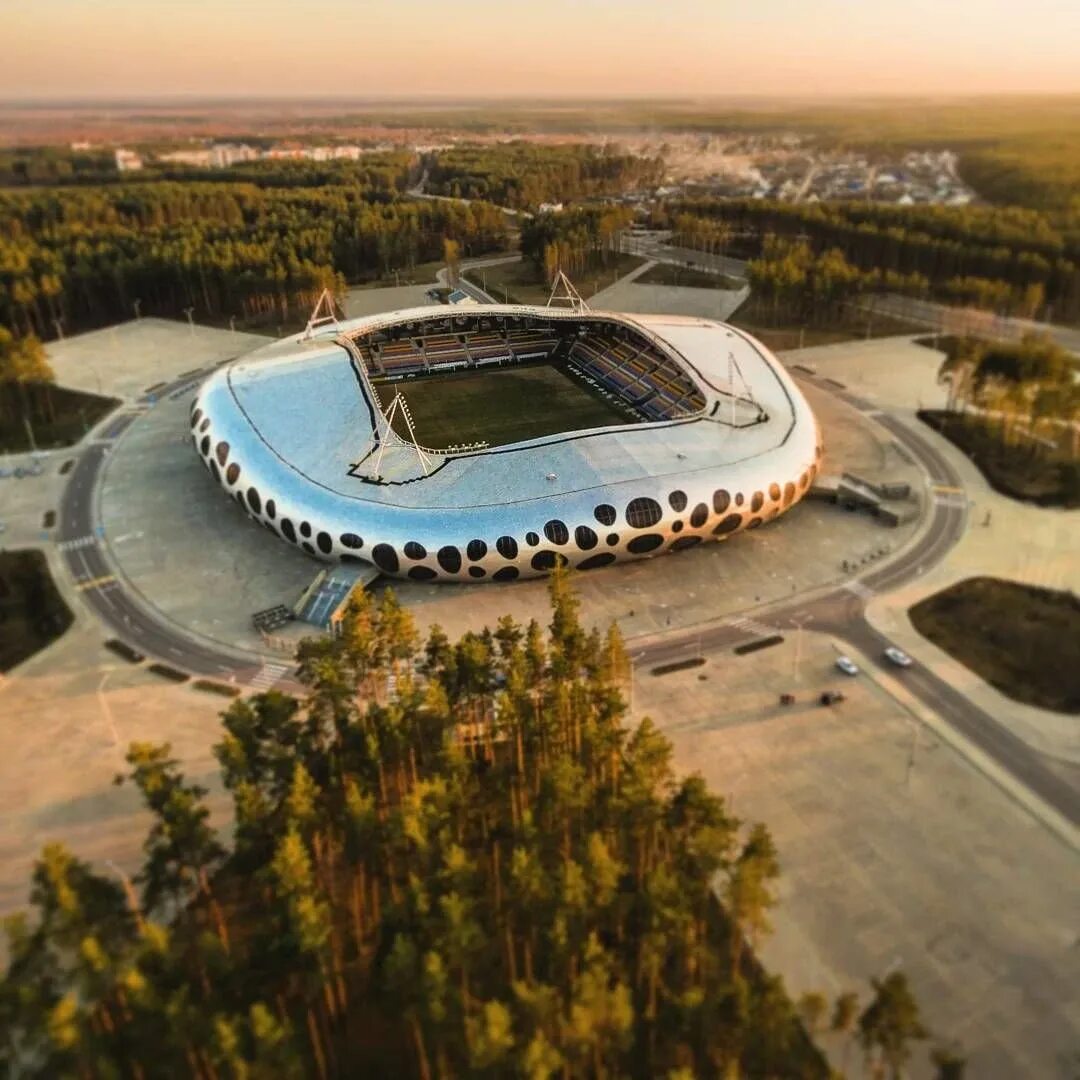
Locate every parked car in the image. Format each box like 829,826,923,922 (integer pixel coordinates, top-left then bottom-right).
884,646,913,668
835,655,860,676
820,690,846,706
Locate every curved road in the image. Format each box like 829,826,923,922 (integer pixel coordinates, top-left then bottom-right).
56,346,1079,826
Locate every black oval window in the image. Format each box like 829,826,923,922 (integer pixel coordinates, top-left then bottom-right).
300,521,312,539
246,487,261,514
437,546,462,574
200,435,211,457
467,539,488,561
496,535,518,559
316,531,332,555
265,498,276,520
280,518,296,543
525,531,540,547
713,489,731,514
627,533,664,554
626,497,662,529
371,544,400,573
404,541,427,560
225,462,240,485
574,525,598,550
215,441,229,467
543,520,569,545
594,504,617,526
668,490,687,512
531,551,568,572
340,532,363,549
408,566,437,581
750,491,764,513
690,503,708,528
493,566,520,582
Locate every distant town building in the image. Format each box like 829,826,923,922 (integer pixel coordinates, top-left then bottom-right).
538,202,564,214
114,148,143,172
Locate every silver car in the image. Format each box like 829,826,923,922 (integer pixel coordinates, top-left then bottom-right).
884,646,913,668
835,655,860,677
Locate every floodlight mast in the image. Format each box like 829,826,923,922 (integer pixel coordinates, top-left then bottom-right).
546,270,589,312
302,288,342,340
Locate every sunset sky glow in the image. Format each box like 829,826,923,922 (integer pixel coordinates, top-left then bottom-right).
4,0,1080,100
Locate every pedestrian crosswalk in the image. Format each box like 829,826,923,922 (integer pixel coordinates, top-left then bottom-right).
845,580,875,600
727,615,775,639
58,535,96,552
249,663,290,691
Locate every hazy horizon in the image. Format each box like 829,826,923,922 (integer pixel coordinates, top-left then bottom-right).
4,0,1080,100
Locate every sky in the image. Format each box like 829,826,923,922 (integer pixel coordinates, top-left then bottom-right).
4,0,1080,100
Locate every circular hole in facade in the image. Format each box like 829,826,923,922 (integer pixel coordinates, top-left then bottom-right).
301,541,315,554
468,566,486,579
246,487,261,514
713,489,731,514
526,531,540,547
467,539,488,561
340,532,363,549
769,482,781,502
671,535,702,551
606,533,619,546
300,521,312,539
713,513,742,535
669,490,688,512
210,461,221,483
578,552,616,571
215,441,229,467
317,531,333,555
265,498,276,520
672,520,684,534
404,541,427,560
594,504,617,526
689,502,708,528
626,497,662,529
200,435,211,457
574,525,598,551
191,408,202,428
437,546,462,574
543,520,569,545
372,544,400,573
225,462,240,486
750,491,764,513
735,493,745,507
783,482,796,506
493,566,520,582
408,566,438,581
531,550,568,572
199,417,210,433
280,518,296,543
496,535,518,560
627,533,664,554
748,517,763,529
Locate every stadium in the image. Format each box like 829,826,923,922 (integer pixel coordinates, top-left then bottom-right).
189,298,822,583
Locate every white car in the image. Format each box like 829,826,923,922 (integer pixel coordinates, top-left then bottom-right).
835,656,860,677
884,646,913,668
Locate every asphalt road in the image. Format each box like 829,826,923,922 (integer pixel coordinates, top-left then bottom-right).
54,343,1079,826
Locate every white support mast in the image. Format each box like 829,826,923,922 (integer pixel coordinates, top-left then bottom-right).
546,270,589,312
302,288,342,340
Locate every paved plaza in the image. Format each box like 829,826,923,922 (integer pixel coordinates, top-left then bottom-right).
636,632,1079,1079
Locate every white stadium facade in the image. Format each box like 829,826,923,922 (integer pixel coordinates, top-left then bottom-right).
189,303,822,583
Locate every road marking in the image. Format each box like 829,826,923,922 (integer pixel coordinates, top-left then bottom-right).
58,535,97,551
727,615,775,639
76,574,117,592
932,484,963,495
249,663,290,691
845,580,875,600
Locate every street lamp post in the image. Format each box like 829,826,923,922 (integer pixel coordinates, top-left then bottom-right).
52,316,64,341
183,307,195,336
133,298,142,321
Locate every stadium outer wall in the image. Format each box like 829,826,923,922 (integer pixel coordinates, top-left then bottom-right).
189,308,823,584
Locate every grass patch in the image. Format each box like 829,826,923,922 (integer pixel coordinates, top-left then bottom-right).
635,263,744,290
379,362,634,449
920,410,1080,508
0,385,120,453
910,577,1080,713
0,550,73,672
463,253,646,306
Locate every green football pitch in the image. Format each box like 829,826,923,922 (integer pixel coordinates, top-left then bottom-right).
376,363,637,449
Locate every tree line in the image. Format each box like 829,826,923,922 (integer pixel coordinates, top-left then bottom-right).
0,161,509,339
520,206,635,285
656,198,1080,323
0,575,943,1078
425,144,662,211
